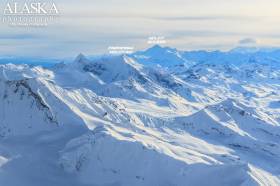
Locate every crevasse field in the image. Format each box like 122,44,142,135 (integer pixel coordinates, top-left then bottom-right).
0,45,280,186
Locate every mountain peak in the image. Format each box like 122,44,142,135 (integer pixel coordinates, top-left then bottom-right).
150,44,164,50
145,45,178,54
146,45,167,53
74,53,89,64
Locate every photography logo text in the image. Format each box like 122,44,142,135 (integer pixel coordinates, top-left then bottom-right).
2,2,60,27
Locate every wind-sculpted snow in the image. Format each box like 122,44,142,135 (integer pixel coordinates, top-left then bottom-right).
0,46,280,186
59,126,257,186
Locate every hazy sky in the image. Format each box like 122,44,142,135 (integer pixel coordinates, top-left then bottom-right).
0,0,280,57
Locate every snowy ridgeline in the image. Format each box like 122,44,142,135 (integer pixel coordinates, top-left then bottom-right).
0,46,280,186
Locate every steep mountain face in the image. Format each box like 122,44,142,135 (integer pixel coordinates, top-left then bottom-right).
0,78,58,137
0,47,280,186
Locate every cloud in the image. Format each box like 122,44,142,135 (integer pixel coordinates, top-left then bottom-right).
150,15,259,21
238,38,258,45
0,33,41,40
0,0,279,57
167,30,243,39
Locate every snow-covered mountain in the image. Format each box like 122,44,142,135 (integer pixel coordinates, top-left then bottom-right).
132,45,280,67
0,46,280,186
132,45,196,68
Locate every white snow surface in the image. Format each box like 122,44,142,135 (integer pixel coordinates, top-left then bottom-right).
0,46,280,186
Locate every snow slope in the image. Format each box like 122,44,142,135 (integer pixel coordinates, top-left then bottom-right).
0,46,280,186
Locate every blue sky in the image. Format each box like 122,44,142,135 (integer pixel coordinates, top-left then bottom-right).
0,0,280,57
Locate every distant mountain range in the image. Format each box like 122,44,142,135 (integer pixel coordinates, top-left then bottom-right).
132,45,280,67
2,45,280,67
